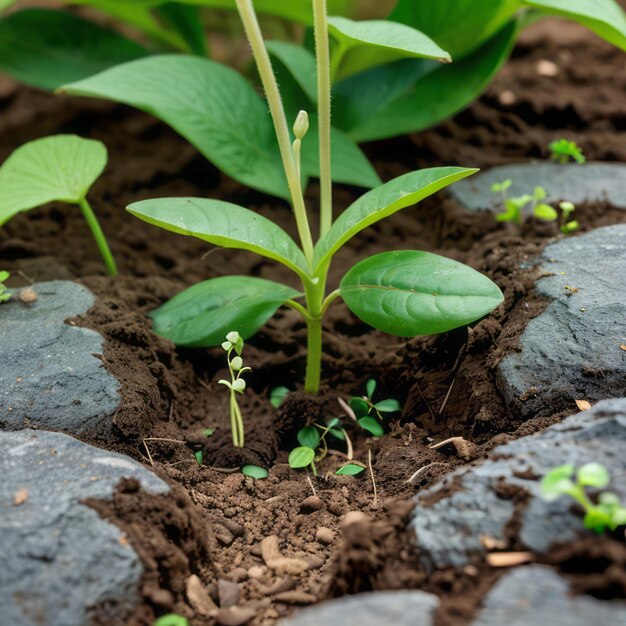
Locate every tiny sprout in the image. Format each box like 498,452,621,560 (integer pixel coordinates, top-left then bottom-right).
336,463,365,476
0,271,11,303
241,464,269,479
549,139,586,164
153,615,189,626
346,379,401,437
194,450,203,465
270,386,290,408
218,331,250,448
540,463,626,533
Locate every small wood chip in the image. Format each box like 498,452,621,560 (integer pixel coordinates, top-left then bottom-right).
575,399,592,411
273,591,317,605
620,344,626,351
261,535,309,575
186,574,217,616
480,534,507,551
486,551,534,568
13,488,28,506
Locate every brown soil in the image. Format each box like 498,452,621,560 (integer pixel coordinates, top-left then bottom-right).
2,17,625,626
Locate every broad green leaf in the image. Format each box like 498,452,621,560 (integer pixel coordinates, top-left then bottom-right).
288,446,315,469
0,0,17,10
374,398,401,413
314,167,477,271
154,3,208,55
266,40,317,102
242,465,269,479
349,397,370,418
0,135,107,226
577,463,610,489
297,426,321,449
328,16,450,81
533,203,558,221
358,416,384,437
340,21,518,142
127,197,309,278
63,55,378,199
149,276,299,347
523,0,626,51
389,0,520,59
336,463,365,475
0,9,148,91
270,386,290,408
540,464,576,500
340,250,504,336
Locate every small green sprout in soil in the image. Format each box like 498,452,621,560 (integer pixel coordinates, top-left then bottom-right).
269,386,290,408
541,463,626,533
336,463,366,476
0,271,11,303
346,379,401,437
491,180,578,234
289,417,349,477
218,331,251,448
549,139,586,164
153,615,189,626
241,465,269,479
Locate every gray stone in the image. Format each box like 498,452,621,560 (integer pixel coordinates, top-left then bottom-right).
0,429,168,626
498,225,626,416
411,399,626,569
472,565,626,626
0,280,119,434
450,162,626,212
280,590,439,626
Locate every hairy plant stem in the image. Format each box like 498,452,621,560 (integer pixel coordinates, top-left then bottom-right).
312,0,333,237
235,0,314,265
78,198,117,276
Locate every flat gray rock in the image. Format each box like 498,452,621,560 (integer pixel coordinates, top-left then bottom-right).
412,398,626,569
0,429,168,626
0,280,119,434
498,225,626,416
472,565,626,625
280,590,438,626
450,162,626,212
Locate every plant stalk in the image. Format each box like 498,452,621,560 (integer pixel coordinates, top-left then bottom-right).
303,275,326,393
78,198,118,276
312,0,333,237
235,0,314,265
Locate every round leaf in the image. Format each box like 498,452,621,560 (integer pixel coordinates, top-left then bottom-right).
242,465,269,480
340,250,504,337
270,386,290,408
288,446,315,469
358,416,384,437
540,464,575,500
149,276,299,347
577,463,610,489
297,426,321,449
336,463,366,476
0,135,107,226
533,203,558,221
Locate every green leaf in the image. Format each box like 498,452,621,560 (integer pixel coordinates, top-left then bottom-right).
540,464,575,500
327,417,342,429
149,276,299,347
127,197,308,278
336,463,366,476
583,508,611,533
533,203,558,221
194,450,203,465
0,135,107,226
374,398,401,413
337,21,518,142
328,428,345,441
327,16,450,81
349,397,370,419
242,465,269,479
314,167,477,271
288,446,315,469
270,386,290,408
297,426,321,449
266,40,317,102
366,379,377,399
577,463,610,489
203,428,215,437
0,9,148,91
154,3,208,55
340,250,504,336
523,0,626,51
154,614,190,626
358,416,384,437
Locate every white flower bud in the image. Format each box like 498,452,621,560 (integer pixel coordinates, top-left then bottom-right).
293,110,309,140
230,356,243,371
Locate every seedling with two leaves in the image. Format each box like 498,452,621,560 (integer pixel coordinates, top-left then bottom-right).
491,180,578,234
0,270,10,303
346,379,401,437
549,139,586,164
541,463,626,533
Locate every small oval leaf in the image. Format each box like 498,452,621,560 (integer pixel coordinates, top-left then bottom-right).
242,465,269,480
340,250,503,336
349,397,370,418
358,416,384,437
374,398,401,413
150,276,300,347
577,463,610,489
270,386,290,408
288,446,315,469
297,426,321,449
336,463,366,476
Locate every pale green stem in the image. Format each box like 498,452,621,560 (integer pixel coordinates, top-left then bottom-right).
303,275,326,393
78,198,118,276
235,0,314,265
293,138,302,179
313,0,333,237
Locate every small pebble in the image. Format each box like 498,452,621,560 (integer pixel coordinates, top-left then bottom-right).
341,511,369,527
218,579,240,608
299,495,323,513
247,565,265,580
18,288,37,304
536,59,558,76
498,90,516,105
315,527,334,545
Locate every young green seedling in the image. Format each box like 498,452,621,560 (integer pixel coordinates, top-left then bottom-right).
541,463,626,533
0,271,10,303
241,465,269,479
125,0,503,398
549,139,586,164
153,615,189,626
344,379,401,437
491,180,578,233
270,386,290,409
218,331,251,448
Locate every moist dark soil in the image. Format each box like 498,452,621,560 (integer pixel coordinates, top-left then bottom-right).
1,17,626,626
